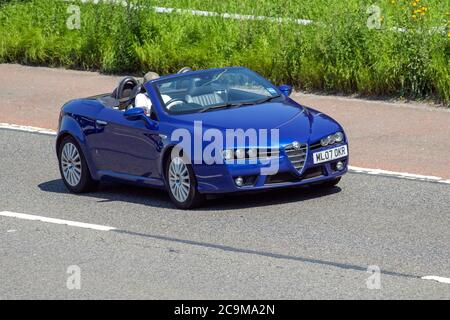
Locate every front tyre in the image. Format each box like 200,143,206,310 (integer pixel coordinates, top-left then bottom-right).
58,136,98,193
165,154,204,209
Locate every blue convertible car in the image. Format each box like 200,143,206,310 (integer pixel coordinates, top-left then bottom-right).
57,67,348,209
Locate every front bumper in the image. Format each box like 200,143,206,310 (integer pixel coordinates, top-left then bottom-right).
195,143,349,194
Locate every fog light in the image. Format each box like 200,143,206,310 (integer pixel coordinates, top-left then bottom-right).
336,161,344,171
235,176,244,187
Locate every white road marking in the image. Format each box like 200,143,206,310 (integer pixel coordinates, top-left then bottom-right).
3,210,449,287
2,209,449,287
0,211,116,232
0,123,56,136
421,276,450,284
0,123,449,184
348,166,450,185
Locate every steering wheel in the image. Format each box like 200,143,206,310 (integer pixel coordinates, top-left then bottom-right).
166,98,188,110
215,88,229,102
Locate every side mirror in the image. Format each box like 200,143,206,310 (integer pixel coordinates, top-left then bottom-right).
278,85,292,97
124,107,145,120
124,107,159,130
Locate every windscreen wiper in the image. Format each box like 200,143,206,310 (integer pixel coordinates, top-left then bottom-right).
199,103,240,113
254,94,282,105
199,95,282,113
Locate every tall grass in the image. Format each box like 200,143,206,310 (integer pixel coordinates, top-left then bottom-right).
0,0,448,104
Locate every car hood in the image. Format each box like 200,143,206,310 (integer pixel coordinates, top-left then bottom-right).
168,100,342,146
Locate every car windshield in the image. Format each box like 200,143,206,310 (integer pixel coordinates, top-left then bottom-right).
154,68,284,114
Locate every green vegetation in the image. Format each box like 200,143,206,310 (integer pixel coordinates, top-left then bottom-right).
0,0,448,104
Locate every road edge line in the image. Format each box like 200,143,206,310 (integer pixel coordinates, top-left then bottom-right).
0,123,56,136
348,166,450,185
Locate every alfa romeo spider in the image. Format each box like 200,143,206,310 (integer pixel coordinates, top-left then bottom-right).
56,67,348,209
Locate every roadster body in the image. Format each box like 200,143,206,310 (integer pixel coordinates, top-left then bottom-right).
56,67,348,208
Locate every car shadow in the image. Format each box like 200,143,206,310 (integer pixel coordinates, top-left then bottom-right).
204,186,341,211
38,179,341,211
38,179,174,209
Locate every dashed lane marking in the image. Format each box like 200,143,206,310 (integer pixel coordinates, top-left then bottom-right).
421,276,450,285
0,211,116,232
2,210,450,285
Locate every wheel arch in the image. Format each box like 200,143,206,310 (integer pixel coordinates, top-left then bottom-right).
56,132,73,154
159,144,193,184
56,115,99,180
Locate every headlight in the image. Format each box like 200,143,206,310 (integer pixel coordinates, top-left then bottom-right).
235,148,246,159
321,136,330,146
320,132,344,146
335,132,344,143
247,148,258,158
327,134,336,144
223,149,234,160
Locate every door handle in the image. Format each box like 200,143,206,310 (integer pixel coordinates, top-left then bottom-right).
96,120,108,126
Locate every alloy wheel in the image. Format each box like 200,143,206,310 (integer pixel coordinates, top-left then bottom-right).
61,142,82,187
168,157,191,203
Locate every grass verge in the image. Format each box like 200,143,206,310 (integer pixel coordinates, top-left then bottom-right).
0,0,448,104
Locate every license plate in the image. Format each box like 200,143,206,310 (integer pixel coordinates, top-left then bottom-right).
313,145,348,164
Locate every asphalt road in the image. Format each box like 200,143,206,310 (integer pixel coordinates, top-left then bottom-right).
0,128,449,299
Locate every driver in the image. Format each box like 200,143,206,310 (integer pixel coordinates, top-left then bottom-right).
134,71,171,115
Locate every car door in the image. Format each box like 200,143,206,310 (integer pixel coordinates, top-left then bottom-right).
88,107,162,180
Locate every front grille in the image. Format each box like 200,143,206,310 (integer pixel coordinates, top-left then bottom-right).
302,166,324,179
256,148,280,160
285,142,308,173
226,148,280,161
310,142,322,150
265,172,299,185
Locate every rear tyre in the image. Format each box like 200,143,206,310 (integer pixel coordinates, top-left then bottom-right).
165,151,204,209
313,177,341,189
58,136,98,193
